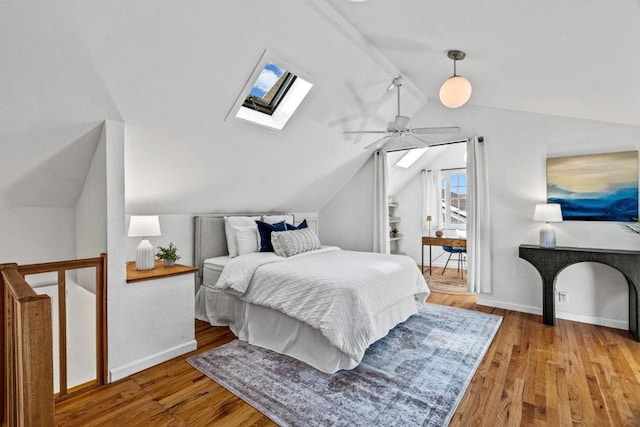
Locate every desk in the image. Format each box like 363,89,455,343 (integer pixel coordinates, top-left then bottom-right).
519,244,640,342
421,236,467,275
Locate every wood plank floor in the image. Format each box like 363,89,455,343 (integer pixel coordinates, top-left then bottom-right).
56,275,640,426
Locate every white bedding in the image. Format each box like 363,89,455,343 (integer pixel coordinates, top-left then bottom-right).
202,255,232,287
212,247,429,364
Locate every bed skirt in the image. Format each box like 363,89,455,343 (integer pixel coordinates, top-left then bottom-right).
195,285,418,373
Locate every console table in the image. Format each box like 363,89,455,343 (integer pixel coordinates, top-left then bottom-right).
518,244,640,341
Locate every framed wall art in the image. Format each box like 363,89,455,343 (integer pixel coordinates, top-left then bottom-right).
547,151,639,221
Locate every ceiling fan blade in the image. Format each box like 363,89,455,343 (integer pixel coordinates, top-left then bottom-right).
412,126,461,135
409,134,431,147
343,130,390,134
364,135,391,150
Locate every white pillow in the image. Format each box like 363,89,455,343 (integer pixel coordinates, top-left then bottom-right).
224,216,260,257
271,228,321,258
235,225,260,256
262,214,294,225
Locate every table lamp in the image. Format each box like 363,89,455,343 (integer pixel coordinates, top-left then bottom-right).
426,215,433,236
533,204,563,248
128,215,161,270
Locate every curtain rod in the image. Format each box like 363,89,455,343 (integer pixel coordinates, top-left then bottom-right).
421,167,465,173
385,137,472,153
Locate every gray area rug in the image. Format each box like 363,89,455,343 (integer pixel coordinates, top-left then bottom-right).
188,303,502,427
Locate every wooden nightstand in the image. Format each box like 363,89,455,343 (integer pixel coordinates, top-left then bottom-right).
126,260,198,283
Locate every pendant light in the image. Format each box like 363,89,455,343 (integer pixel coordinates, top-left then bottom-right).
439,50,472,108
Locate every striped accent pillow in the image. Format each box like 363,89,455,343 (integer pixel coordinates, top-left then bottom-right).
271,228,321,258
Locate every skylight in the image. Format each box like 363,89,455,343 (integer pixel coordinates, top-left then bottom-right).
242,63,294,115
228,51,314,131
395,147,429,168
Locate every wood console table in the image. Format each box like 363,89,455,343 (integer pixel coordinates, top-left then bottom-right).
421,236,466,275
518,244,640,341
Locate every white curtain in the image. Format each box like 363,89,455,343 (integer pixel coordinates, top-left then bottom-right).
373,150,390,254
421,169,443,236
467,136,492,293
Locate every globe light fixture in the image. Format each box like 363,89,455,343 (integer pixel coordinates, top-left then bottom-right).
439,50,472,109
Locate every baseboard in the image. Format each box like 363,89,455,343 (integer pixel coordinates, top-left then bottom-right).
109,340,198,382
476,298,541,316
476,297,628,330
554,311,627,330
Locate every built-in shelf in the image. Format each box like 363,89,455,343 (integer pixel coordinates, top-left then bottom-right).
389,201,402,253
126,261,198,284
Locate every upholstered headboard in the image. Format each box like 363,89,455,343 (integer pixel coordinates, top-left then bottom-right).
193,213,295,286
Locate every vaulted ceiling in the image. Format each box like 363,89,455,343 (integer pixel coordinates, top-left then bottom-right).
330,0,640,127
1,0,638,212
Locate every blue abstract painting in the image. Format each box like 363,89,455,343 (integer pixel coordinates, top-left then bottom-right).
547,151,639,221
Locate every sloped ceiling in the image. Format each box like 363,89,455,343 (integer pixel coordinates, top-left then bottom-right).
1,0,421,212
330,0,640,127
2,0,639,212
0,2,120,208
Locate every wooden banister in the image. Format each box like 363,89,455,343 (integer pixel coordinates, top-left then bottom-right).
1,264,54,427
2,254,108,426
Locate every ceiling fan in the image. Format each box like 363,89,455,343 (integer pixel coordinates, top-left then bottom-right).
343,77,461,150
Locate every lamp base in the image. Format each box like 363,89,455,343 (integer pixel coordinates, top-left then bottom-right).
539,222,556,248
136,239,155,270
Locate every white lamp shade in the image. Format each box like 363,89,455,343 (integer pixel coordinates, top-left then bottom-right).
128,215,161,237
439,75,472,108
534,204,563,223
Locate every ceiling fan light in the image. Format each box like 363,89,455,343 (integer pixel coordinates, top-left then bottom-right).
394,115,410,130
439,75,472,108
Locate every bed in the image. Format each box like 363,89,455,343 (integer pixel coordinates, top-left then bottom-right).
194,214,429,373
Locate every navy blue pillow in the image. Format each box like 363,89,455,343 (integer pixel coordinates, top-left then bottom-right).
285,219,308,231
256,220,286,252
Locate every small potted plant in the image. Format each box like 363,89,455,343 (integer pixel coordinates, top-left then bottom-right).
156,242,181,267
390,227,399,238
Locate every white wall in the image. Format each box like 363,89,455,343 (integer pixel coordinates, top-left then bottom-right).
324,101,640,330
320,155,375,251
420,103,640,329
75,122,108,293
0,207,75,267
126,214,195,267
108,120,198,382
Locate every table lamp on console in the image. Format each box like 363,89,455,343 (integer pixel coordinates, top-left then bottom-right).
533,204,563,248
128,215,161,270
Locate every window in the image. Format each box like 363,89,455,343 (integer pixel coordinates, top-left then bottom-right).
441,170,467,228
227,50,314,131
395,147,429,169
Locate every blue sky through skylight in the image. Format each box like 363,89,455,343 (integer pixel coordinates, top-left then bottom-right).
250,62,285,98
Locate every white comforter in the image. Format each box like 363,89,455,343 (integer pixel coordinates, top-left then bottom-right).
214,247,429,363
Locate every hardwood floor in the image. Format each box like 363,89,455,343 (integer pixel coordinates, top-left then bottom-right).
55,289,640,426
